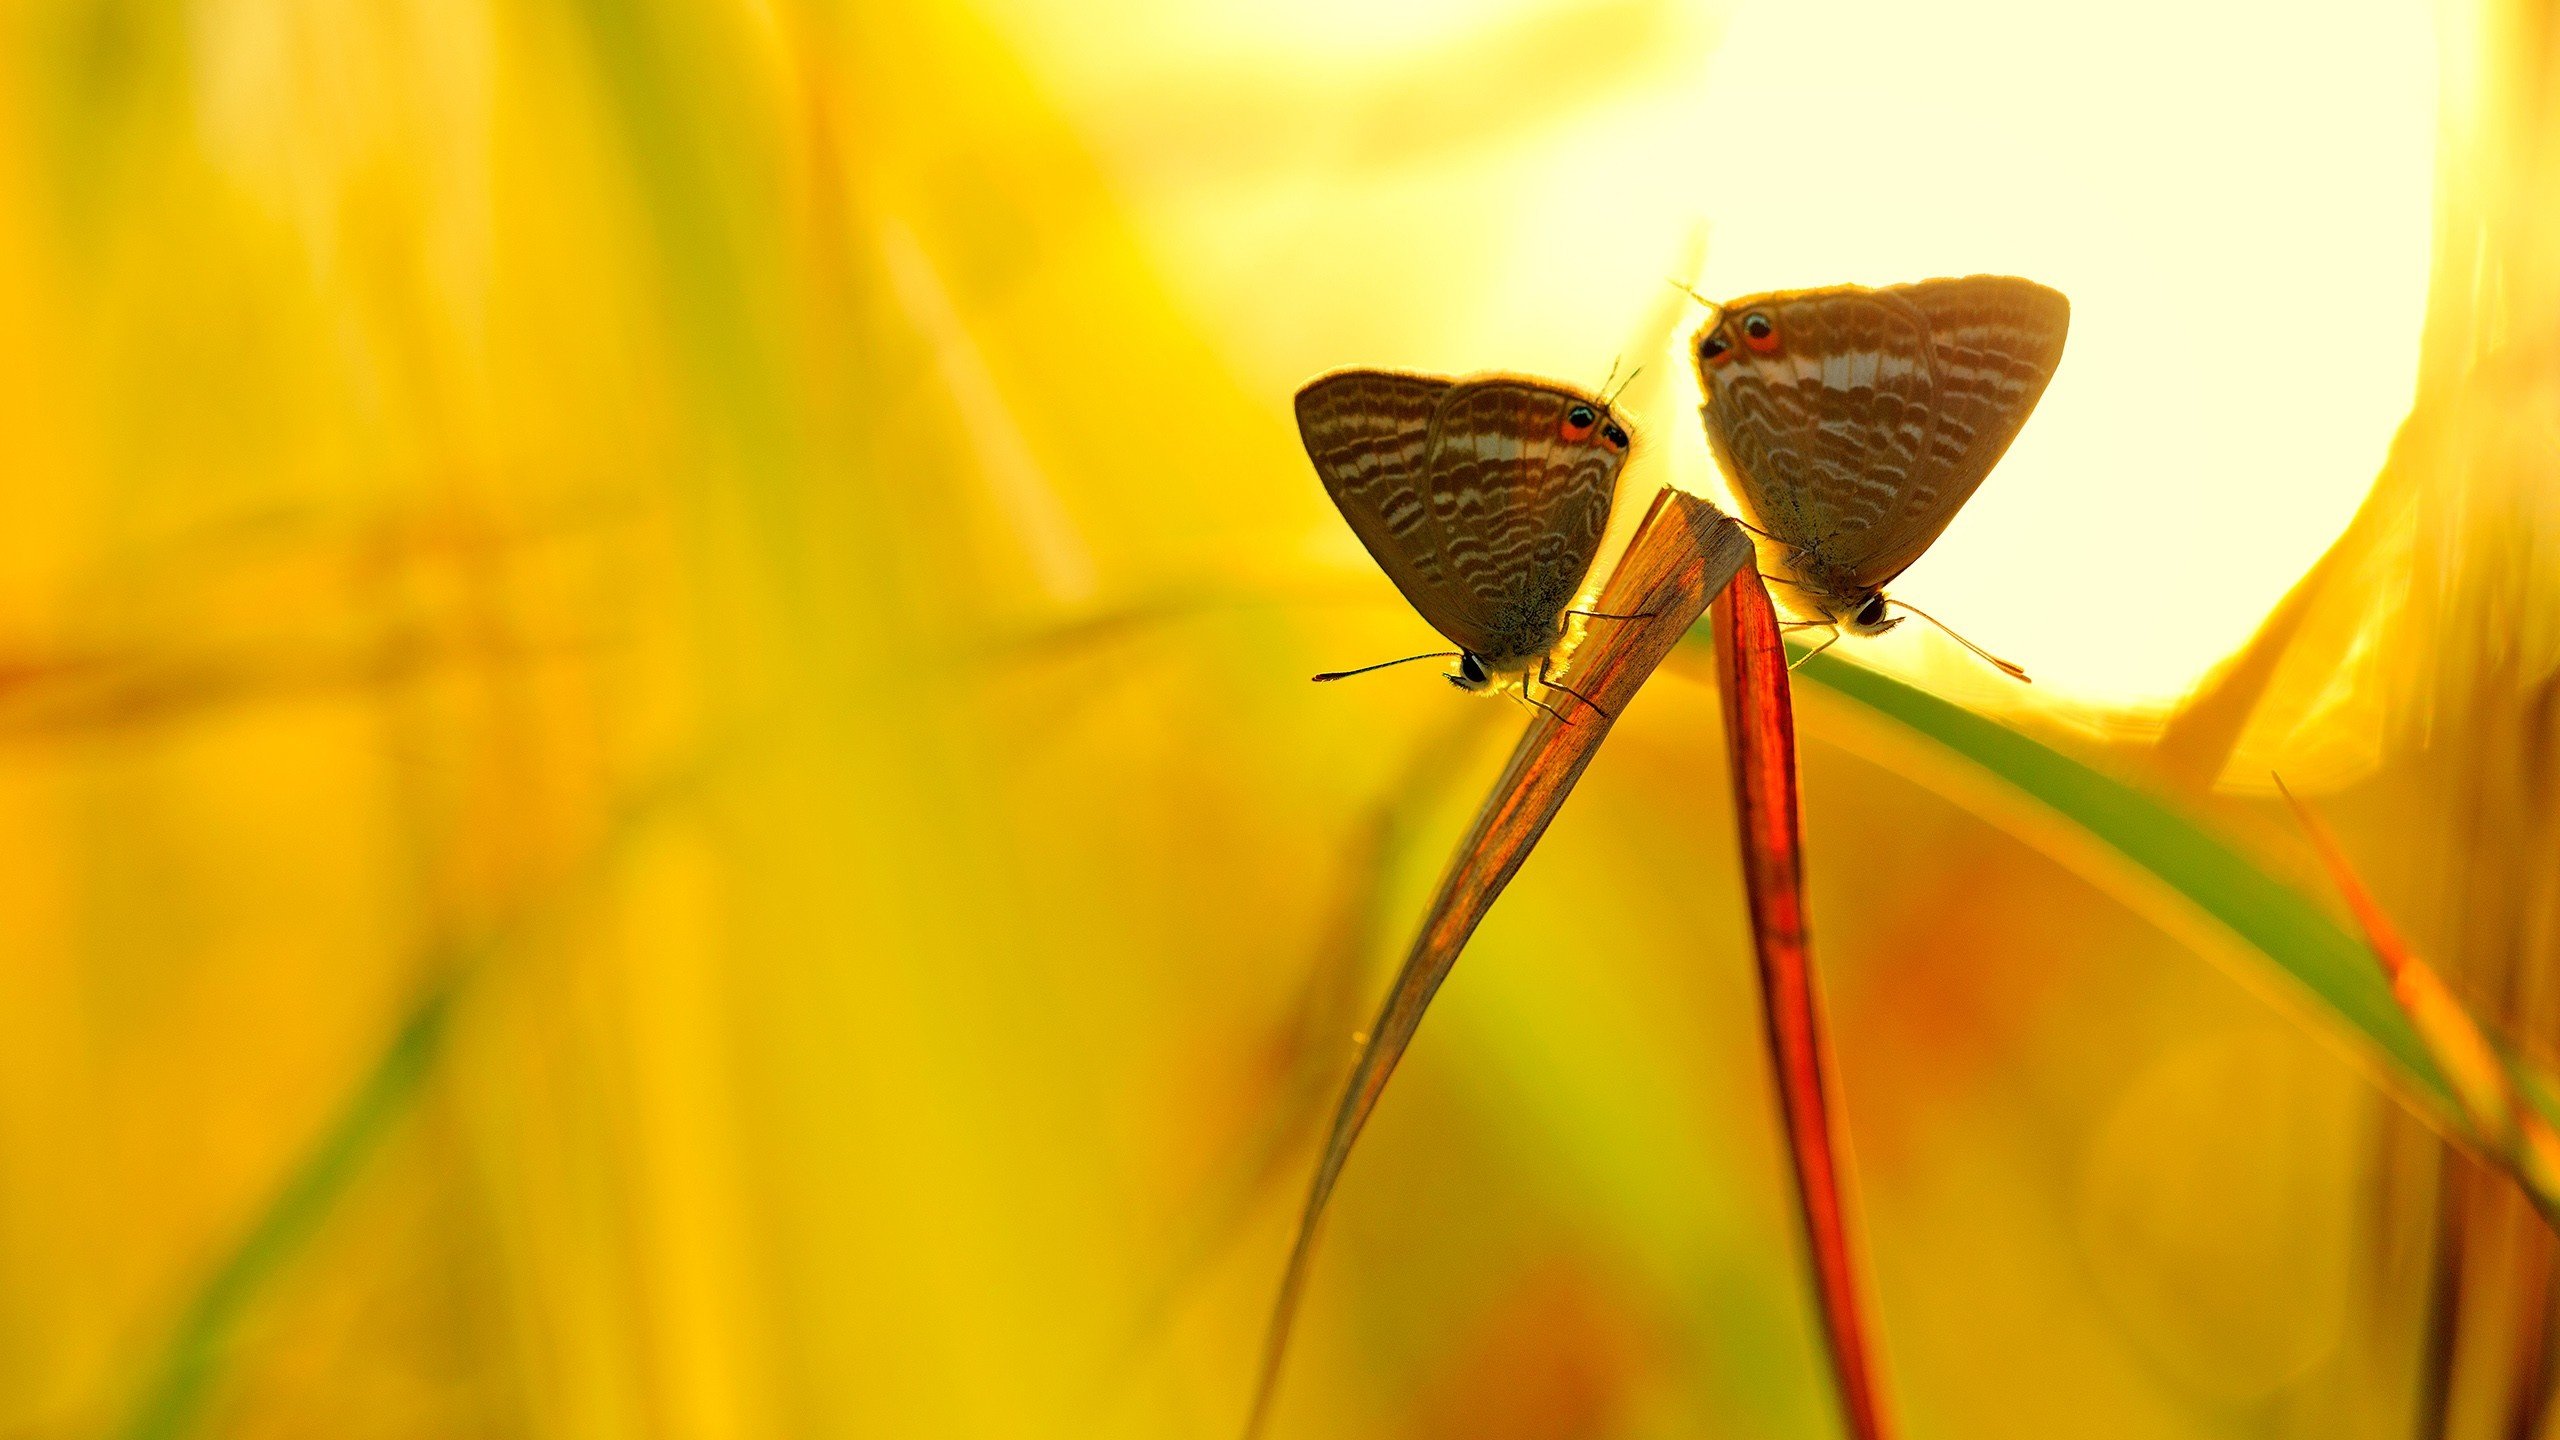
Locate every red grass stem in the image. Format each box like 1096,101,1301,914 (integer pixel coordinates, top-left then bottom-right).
1713,558,1897,1440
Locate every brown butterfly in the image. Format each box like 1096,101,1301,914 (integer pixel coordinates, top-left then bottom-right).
1297,370,1637,721
1692,274,2068,679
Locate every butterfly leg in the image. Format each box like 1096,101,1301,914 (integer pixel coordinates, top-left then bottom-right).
1566,608,1656,622
1536,656,1613,722
1510,689,1575,726
1732,518,1822,565
1787,626,1842,671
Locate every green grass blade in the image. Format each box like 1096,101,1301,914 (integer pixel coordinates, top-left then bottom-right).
1681,634,2457,1117
117,981,455,1440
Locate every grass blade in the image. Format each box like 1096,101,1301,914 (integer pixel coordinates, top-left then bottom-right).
118,981,454,1440
2276,782,2560,1228
1710,561,1895,1440
1675,637,2560,1164
1113,708,1497,1376
1730,640,2463,1115
1244,491,1751,1437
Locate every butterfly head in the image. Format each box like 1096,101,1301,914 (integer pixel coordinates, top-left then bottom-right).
1557,400,1632,454
1844,592,1901,637
1693,307,1783,372
1446,651,1495,693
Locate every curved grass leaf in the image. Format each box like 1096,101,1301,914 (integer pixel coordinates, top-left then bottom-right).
2276,782,2560,1228
1243,491,1752,1438
1682,634,2560,1148
1112,707,1499,1376
111,764,715,1439
118,982,453,1440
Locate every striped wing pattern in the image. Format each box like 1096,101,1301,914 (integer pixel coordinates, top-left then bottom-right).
1884,278,2070,584
1298,371,1626,663
1702,290,1937,584
1700,275,2068,594
1421,381,1621,661
1296,369,1456,615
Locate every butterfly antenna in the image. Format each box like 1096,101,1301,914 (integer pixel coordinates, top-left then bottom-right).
1603,364,1644,408
1664,276,1722,325
1311,651,1461,683
1889,600,2032,683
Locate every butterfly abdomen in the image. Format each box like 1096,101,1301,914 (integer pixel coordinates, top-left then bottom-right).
1466,568,1586,670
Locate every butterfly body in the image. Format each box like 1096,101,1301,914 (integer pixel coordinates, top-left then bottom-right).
1693,275,2068,651
1297,370,1633,698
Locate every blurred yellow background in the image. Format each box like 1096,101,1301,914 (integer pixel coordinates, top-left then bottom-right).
0,0,2535,1436
989,0,2440,700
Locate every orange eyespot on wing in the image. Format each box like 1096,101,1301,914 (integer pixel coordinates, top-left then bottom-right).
1699,328,1735,365
1559,403,1598,444
1740,311,1781,354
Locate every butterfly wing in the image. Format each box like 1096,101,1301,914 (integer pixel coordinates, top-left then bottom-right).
1869,276,2069,587
1419,379,1625,661
1699,275,2068,592
1297,369,1464,635
1699,286,1941,572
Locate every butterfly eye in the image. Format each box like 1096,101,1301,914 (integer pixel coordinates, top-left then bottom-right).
1856,594,1889,627
1560,404,1598,443
1741,311,1780,354
1599,421,1629,451
1698,331,1733,365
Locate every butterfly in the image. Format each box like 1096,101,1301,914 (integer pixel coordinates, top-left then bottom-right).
1692,274,2068,678
1296,370,1638,721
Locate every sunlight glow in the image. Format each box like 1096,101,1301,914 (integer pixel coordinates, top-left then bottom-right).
991,0,2438,702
